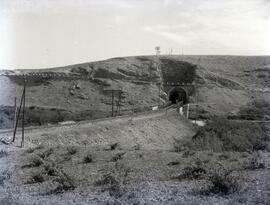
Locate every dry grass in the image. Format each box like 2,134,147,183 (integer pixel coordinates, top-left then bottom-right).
175,118,266,152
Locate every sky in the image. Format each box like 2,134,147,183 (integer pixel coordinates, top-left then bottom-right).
0,0,270,69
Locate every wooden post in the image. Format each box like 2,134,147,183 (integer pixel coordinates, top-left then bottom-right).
118,91,123,116
12,86,25,142
111,90,114,117
21,80,26,148
186,103,190,119
158,83,161,107
132,97,135,116
13,97,17,136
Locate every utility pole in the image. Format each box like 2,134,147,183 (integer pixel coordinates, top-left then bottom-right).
195,57,201,124
13,78,26,147
158,82,161,107
117,90,124,116
21,79,26,147
104,89,124,117
111,90,114,117
118,92,121,115
13,97,17,136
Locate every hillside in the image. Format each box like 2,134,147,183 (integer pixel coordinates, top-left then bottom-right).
0,55,270,128
1,55,270,205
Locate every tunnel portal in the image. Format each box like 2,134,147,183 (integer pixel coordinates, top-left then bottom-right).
168,87,188,104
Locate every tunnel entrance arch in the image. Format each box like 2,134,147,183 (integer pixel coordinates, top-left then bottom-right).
168,87,188,104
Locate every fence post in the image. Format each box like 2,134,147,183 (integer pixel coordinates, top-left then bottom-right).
13,97,17,140
186,103,190,119
158,83,161,107
111,90,114,117
21,81,26,148
13,86,25,142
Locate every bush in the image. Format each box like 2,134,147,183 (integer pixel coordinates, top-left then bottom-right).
38,148,53,159
243,152,265,170
111,153,125,162
95,174,122,197
204,168,241,195
52,175,75,193
22,156,43,168
67,146,77,155
83,153,93,163
0,170,11,186
110,142,119,150
0,149,7,158
44,164,57,176
174,165,206,181
180,117,266,152
27,172,44,184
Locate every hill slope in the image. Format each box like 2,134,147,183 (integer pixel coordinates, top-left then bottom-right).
0,55,270,128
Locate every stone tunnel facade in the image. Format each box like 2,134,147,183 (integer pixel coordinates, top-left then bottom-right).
163,83,195,104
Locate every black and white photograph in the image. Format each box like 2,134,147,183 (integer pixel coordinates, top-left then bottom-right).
0,0,270,204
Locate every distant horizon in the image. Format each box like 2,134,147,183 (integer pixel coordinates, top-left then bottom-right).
1,0,269,70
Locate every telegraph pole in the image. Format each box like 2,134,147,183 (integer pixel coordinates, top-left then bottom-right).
13,97,17,136
21,79,26,147
195,57,201,124
158,83,161,107
13,77,26,147
104,89,124,117
111,90,114,117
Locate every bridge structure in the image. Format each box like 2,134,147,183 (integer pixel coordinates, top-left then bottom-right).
163,81,195,104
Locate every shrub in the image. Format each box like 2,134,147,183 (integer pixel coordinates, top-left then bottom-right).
243,153,265,170
44,163,57,176
167,161,180,166
25,148,36,154
204,168,241,195
173,138,185,152
83,153,93,163
174,165,206,181
22,156,43,168
182,150,195,158
180,117,266,152
257,74,267,79
111,153,125,162
110,142,118,150
0,149,7,158
0,170,11,186
25,145,44,154
67,146,77,155
46,171,76,194
27,172,44,184
52,175,75,193
29,106,35,110
38,148,53,159
94,174,122,197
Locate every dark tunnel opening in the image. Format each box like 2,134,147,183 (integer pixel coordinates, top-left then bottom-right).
169,88,188,104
